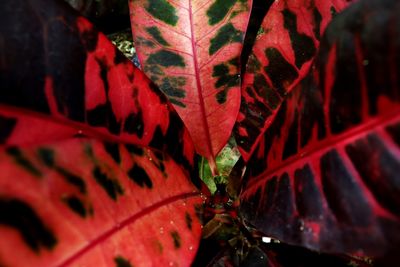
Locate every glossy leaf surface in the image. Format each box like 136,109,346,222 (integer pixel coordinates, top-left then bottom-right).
240,0,400,257
235,0,351,161
0,0,204,266
0,0,197,176
0,139,203,266
129,0,251,169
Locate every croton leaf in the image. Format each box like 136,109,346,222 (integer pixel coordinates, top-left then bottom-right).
0,138,203,266
206,243,372,267
0,0,197,177
234,0,352,161
240,0,400,258
129,0,251,170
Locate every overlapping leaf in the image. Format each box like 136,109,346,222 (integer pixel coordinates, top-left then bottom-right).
206,243,371,267
0,0,204,266
235,0,351,161
0,139,203,266
240,0,400,258
0,0,196,176
129,0,251,170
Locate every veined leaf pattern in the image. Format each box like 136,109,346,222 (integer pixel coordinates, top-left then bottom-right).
129,0,251,170
0,139,203,266
240,0,400,258
0,0,197,176
235,0,351,161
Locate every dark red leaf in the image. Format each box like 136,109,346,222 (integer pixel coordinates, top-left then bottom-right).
0,0,196,176
235,0,351,161
240,0,400,258
206,243,372,267
0,138,203,266
0,0,204,265
129,0,251,171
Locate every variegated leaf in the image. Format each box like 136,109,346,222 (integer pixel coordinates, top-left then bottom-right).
129,0,251,171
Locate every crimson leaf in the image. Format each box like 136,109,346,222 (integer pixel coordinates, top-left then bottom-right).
234,0,352,161
0,0,197,177
129,0,251,171
240,0,400,258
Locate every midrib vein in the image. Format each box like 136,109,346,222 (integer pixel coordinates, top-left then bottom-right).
57,192,200,267
188,0,214,158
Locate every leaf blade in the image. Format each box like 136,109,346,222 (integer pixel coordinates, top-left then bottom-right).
240,0,400,257
235,0,351,161
129,0,251,168
0,139,203,267
0,0,197,176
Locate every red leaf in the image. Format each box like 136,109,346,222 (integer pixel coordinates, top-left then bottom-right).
0,0,196,176
129,0,251,170
235,0,351,161
0,139,203,266
0,0,204,266
240,0,400,258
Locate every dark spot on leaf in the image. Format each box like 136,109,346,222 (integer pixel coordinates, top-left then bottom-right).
127,164,153,189
135,36,156,47
282,110,299,159
104,143,121,164
246,53,262,73
62,196,87,218
313,7,322,40
146,26,170,46
80,28,98,52
209,23,243,55
169,98,186,108
6,147,42,177
37,148,86,193
0,198,57,251
282,9,316,68
215,74,239,88
145,0,178,26
114,256,133,267
253,74,280,109
212,63,229,77
185,212,192,230
96,57,110,93
37,148,55,167
125,144,144,156
86,103,121,135
194,204,204,224
144,64,165,76
216,90,227,104
147,50,185,67
264,47,298,96
170,231,181,249
206,0,236,25
330,6,337,17
159,77,186,98
124,111,144,138
92,167,124,200
57,167,87,194
84,144,95,159
153,150,164,161
0,115,17,144
149,126,164,149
